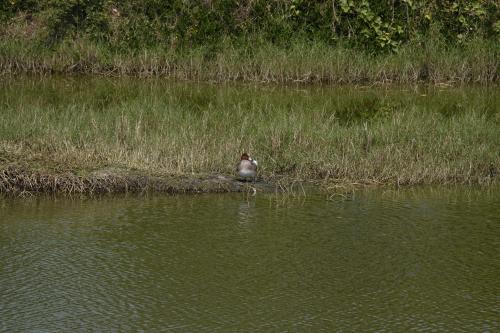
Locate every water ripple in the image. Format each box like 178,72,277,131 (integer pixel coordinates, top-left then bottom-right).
1,188,499,331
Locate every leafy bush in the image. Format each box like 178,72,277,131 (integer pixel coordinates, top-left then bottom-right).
1,0,498,53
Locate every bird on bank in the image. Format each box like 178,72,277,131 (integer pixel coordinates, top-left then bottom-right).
236,153,258,181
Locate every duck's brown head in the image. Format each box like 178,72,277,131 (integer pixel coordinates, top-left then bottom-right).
240,153,250,160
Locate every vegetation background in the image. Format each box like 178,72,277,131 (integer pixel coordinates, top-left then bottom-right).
1,0,498,82
0,1,499,194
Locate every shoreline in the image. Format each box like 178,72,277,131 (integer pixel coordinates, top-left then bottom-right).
0,166,278,197
1,57,497,86
1,165,496,197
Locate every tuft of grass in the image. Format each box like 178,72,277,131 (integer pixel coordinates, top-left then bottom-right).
0,77,498,193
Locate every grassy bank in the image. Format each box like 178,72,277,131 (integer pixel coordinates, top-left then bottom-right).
1,36,498,84
1,2,499,84
0,77,498,195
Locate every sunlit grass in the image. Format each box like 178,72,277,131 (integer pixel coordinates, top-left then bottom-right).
0,77,499,187
0,36,498,84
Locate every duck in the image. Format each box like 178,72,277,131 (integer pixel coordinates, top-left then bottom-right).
236,153,258,181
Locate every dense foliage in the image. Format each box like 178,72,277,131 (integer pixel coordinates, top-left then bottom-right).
1,0,499,52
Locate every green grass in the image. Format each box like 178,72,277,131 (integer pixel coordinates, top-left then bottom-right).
1,77,499,189
0,34,498,84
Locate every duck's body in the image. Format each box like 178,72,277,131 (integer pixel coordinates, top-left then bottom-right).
237,153,258,181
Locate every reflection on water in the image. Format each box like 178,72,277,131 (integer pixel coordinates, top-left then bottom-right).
1,187,499,331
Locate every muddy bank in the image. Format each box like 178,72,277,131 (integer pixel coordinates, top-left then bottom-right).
0,166,276,197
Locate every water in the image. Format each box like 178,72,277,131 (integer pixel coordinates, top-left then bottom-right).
1,187,499,332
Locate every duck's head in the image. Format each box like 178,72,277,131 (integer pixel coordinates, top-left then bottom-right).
241,152,258,166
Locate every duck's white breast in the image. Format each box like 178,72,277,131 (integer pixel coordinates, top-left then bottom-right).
238,169,256,178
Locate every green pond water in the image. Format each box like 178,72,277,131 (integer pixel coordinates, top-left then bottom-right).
1,187,499,332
